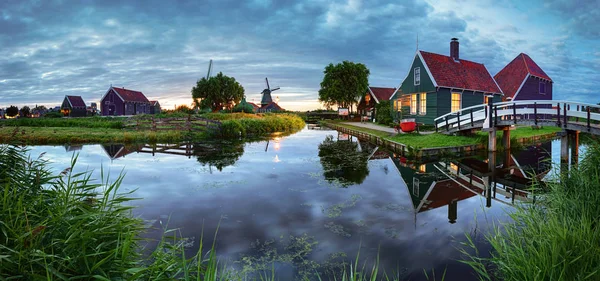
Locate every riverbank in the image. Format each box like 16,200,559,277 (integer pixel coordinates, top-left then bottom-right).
323,120,561,157
0,113,305,145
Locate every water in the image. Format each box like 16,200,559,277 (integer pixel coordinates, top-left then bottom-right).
27,126,575,280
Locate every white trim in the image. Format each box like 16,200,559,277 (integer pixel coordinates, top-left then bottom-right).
100,87,125,103
368,87,380,104
390,52,420,101
417,51,438,88
65,96,73,108
486,66,504,95
416,182,437,212
511,73,530,101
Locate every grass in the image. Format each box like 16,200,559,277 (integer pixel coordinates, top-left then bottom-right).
0,113,305,144
461,142,600,281
0,126,187,145
0,144,406,280
326,121,561,149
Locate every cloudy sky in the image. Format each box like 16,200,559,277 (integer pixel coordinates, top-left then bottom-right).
1,0,598,111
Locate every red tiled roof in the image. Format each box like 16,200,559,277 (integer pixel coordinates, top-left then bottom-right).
494,53,552,99
66,95,86,108
369,87,395,102
150,100,159,106
112,87,150,103
248,102,260,110
419,51,502,94
262,102,283,111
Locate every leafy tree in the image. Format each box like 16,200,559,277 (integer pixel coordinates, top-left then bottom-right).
194,141,245,172
375,100,393,126
318,61,370,113
318,135,369,187
6,106,18,117
192,72,245,112
20,106,30,117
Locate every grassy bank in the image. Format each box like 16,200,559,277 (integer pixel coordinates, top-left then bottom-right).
462,143,600,281
325,121,561,149
0,145,399,280
0,127,185,145
0,113,305,145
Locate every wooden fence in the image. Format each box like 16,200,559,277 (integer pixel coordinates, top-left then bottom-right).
124,115,222,132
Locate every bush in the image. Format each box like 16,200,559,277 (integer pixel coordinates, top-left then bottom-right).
43,111,63,118
233,102,255,113
220,119,246,138
375,100,392,126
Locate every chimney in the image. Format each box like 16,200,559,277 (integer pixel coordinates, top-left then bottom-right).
450,38,459,61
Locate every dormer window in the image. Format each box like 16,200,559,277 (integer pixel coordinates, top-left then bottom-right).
414,67,420,86
539,82,546,94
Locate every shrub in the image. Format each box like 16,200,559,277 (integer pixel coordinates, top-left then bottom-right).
375,100,392,126
220,119,246,138
43,111,63,118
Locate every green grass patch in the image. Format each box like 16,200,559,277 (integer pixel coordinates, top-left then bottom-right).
0,127,187,145
0,116,126,129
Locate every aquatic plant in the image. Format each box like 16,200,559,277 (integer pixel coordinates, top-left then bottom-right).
461,142,600,280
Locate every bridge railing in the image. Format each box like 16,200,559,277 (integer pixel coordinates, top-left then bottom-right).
435,100,600,133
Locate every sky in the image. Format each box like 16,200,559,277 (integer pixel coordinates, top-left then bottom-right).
0,0,598,111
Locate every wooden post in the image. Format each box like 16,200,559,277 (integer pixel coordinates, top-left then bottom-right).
502,127,510,151
470,109,474,127
457,113,461,130
571,130,580,165
533,102,538,125
152,117,156,131
445,116,449,132
512,103,517,124
563,104,567,128
576,105,580,123
187,114,191,132
587,107,591,131
494,106,498,126
557,103,561,127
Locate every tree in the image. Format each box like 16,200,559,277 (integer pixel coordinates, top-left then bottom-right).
192,72,245,112
318,135,369,187
20,106,30,117
318,61,370,113
375,100,393,126
6,106,18,117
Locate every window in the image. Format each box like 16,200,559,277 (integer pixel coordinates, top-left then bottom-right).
419,93,427,115
412,178,420,196
539,82,546,94
410,94,417,114
365,94,371,103
451,92,461,112
414,67,420,86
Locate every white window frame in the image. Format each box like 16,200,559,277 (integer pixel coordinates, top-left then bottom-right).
451,92,462,112
419,93,426,115
410,94,417,115
414,67,421,86
412,178,420,196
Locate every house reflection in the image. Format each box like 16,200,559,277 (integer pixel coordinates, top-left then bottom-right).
64,145,83,152
101,144,144,160
392,142,552,224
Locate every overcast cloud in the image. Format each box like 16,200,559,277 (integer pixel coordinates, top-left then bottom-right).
0,0,598,110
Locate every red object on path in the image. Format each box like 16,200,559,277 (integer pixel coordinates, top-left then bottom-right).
400,119,417,133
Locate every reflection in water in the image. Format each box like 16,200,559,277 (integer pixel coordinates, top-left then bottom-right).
391,142,552,224
32,129,564,281
318,135,369,187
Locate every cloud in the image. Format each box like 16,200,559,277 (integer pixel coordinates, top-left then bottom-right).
0,0,597,109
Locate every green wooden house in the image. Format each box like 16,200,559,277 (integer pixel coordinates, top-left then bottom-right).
390,38,503,124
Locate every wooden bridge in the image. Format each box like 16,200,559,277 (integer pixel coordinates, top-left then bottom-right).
434,100,600,162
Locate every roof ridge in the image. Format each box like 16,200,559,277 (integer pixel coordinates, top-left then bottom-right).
521,53,531,74
419,50,485,66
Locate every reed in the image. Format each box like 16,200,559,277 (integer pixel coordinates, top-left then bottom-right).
461,142,600,281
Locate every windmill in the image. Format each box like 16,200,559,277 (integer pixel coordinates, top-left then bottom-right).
260,77,280,107
206,59,213,79
195,60,213,111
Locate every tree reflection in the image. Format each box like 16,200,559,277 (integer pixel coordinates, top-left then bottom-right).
318,135,369,187
194,141,245,171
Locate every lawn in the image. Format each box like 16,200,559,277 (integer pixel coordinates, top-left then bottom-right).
326,121,561,149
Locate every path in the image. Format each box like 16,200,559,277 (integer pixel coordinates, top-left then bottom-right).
341,122,435,134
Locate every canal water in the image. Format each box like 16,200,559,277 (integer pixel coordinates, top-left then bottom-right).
27,126,576,280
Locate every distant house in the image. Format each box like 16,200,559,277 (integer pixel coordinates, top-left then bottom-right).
494,53,553,101
248,102,260,112
0,109,5,119
357,86,396,122
258,102,284,113
390,38,503,124
150,101,161,114
100,86,152,116
61,95,87,117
